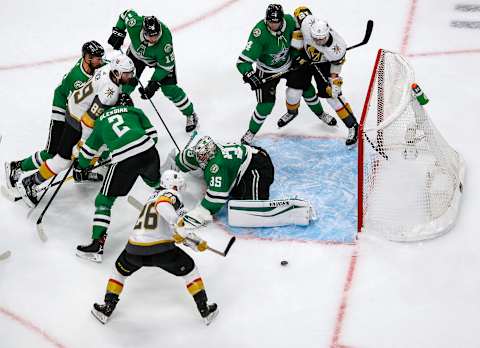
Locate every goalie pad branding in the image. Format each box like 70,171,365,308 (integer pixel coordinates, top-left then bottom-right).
227,199,315,227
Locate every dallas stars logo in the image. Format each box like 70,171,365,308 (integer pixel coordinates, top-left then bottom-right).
270,47,289,65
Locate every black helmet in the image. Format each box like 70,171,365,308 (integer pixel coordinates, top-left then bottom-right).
265,4,284,23
117,93,134,107
143,16,161,37
82,40,104,58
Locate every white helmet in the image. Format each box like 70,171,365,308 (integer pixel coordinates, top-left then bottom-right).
110,54,135,80
161,170,186,191
310,18,330,42
194,136,217,169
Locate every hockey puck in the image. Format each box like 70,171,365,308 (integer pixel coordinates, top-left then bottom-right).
280,260,288,266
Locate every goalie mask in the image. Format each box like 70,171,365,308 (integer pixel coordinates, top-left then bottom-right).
161,170,186,192
194,136,217,169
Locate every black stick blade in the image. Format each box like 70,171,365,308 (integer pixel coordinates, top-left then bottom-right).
223,236,236,256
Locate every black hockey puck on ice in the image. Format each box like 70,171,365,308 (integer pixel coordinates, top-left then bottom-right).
280,260,288,266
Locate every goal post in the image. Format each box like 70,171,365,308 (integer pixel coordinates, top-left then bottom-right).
358,49,465,241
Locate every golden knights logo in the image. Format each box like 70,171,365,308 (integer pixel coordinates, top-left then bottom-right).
306,45,322,62
270,47,289,65
105,88,115,98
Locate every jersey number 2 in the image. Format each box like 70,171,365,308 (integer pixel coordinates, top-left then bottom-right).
108,115,130,137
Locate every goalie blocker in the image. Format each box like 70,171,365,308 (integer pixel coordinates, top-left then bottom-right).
228,198,315,227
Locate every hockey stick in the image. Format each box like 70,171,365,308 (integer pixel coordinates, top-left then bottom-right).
33,158,112,241
127,195,236,257
119,48,180,151
0,250,11,261
35,164,74,242
260,19,374,85
313,64,389,159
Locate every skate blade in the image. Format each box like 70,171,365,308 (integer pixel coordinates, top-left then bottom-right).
1,185,20,202
76,251,102,263
91,308,108,324
204,308,219,326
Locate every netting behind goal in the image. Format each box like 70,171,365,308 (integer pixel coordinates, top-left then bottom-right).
358,49,465,241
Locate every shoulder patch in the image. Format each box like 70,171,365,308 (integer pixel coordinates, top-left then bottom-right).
210,164,219,174
292,30,303,40
252,28,261,38
164,43,173,53
74,81,84,89
127,17,136,27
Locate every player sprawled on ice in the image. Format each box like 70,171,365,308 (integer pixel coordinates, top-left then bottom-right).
108,9,198,132
91,170,218,325
165,135,314,229
280,7,359,146
4,41,105,199
75,94,161,263
17,55,136,208
237,4,331,145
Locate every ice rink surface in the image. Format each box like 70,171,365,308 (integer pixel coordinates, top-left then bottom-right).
1,0,479,347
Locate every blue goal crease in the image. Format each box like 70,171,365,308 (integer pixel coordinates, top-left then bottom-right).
217,135,358,243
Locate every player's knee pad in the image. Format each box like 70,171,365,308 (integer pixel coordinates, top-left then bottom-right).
256,102,274,116
286,87,303,106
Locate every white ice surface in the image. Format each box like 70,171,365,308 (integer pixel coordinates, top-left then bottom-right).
1,1,479,347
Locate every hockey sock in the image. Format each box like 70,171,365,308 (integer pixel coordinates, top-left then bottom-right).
20,150,51,171
92,194,116,240
336,103,357,128
183,266,205,297
160,85,194,116
106,268,126,297
249,103,273,134
303,85,325,115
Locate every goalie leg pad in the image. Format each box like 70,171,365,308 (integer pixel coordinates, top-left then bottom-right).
227,198,316,227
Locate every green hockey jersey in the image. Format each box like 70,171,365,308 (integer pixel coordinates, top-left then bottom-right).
78,106,158,168
175,144,253,214
51,58,93,121
115,9,175,81
237,15,297,75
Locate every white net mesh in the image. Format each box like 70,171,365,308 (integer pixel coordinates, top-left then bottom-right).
359,49,465,241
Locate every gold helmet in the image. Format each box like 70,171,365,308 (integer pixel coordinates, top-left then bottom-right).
294,6,312,25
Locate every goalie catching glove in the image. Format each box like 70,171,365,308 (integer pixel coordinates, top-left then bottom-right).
172,230,207,252
326,76,343,98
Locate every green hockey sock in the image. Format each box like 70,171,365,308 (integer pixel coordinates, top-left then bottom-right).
160,85,194,116
249,103,273,134
20,150,51,171
92,194,116,240
302,85,324,115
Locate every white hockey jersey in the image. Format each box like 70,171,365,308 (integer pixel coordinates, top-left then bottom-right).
128,189,185,248
292,15,347,74
67,64,121,135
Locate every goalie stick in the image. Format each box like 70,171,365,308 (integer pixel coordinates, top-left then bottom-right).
127,195,236,257
0,250,11,261
260,19,374,84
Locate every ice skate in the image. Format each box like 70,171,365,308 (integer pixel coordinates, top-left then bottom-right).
76,237,105,263
241,130,254,145
17,174,40,208
277,110,298,128
186,113,198,133
317,112,337,126
346,123,358,146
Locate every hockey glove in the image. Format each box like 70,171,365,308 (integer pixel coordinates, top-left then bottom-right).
243,70,262,90
183,232,208,252
108,27,126,50
326,76,343,98
72,159,104,183
139,80,161,99
292,55,309,68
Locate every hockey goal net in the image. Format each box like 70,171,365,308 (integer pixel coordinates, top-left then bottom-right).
358,49,465,241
